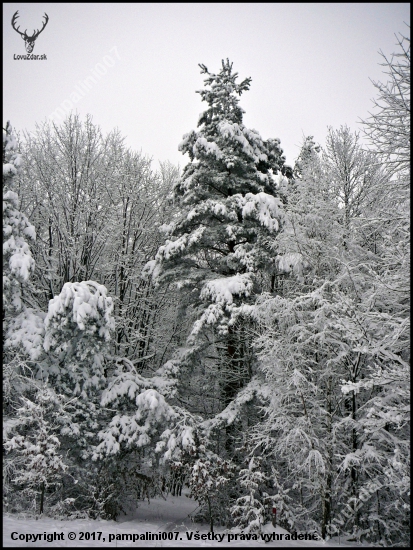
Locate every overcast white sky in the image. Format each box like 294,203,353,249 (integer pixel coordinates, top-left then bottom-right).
3,3,410,169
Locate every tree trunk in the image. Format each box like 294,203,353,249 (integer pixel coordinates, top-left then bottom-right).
224,326,239,406
224,325,240,453
206,494,214,533
39,481,45,515
321,473,332,539
321,376,333,539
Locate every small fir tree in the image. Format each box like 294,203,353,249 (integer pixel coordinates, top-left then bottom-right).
4,385,69,515
231,457,271,533
29,280,117,518
187,452,235,532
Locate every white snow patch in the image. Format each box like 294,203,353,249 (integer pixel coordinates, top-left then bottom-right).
241,193,282,232
3,163,17,176
44,281,114,350
200,274,253,305
3,497,360,547
276,253,309,282
5,308,45,360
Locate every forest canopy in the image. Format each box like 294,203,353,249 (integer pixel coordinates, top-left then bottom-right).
3,33,410,546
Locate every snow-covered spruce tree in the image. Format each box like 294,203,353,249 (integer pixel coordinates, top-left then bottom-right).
147,60,292,455
38,280,115,516
292,135,321,180
3,121,44,356
92,353,204,514
3,121,35,318
4,385,69,516
231,457,271,534
3,122,45,421
187,454,235,533
42,281,114,402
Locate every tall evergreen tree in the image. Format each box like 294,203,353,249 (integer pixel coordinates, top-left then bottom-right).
147,59,292,439
3,121,36,327
3,122,44,417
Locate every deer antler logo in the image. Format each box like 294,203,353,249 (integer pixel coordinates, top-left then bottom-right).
12,11,49,53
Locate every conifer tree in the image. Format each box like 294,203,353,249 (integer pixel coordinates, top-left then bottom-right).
4,385,69,516
3,123,43,361
231,457,271,534
34,280,117,516
3,122,35,317
3,122,44,424
40,280,115,458
148,59,292,442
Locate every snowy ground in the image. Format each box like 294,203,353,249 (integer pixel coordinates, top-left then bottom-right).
4,494,368,547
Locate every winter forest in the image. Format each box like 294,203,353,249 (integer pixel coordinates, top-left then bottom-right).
3,31,410,547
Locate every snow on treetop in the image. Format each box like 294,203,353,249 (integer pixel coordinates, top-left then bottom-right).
3,122,18,150
160,192,282,249
3,189,37,299
3,163,17,177
3,235,34,282
158,222,175,235
3,190,19,212
179,121,272,168
3,192,36,239
142,258,161,281
44,281,115,340
3,123,23,177
217,121,268,162
101,365,178,408
273,171,289,187
94,388,178,458
203,376,272,432
178,130,196,153
186,199,235,223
